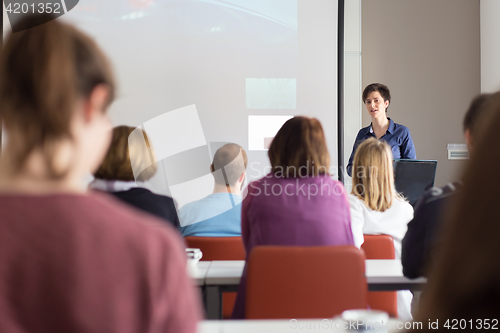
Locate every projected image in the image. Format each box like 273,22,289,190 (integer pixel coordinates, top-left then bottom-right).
128,105,249,234
40,0,336,183
248,115,293,151
134,105,211,210
246,78,297,109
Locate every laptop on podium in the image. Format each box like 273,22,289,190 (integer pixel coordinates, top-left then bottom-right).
393,159,437,207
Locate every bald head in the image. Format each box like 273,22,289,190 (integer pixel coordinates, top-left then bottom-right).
211,144,248,186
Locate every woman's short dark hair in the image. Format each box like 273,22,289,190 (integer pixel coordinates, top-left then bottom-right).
362,83,391,107
268,116,330,178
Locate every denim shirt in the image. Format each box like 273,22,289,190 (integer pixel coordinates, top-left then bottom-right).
347,118,416,177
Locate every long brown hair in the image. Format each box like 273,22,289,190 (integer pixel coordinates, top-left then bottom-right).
351,138,398,212
0,15,115,178
413,92,500,323
268,116,330,178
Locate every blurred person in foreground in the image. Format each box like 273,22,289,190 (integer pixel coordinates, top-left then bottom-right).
90,125,180,228
180,143,247,237
0,16,201,333
349,138,413,320
411,92,500,329
402,93,492,278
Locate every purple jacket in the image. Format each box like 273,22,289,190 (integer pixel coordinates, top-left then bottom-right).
232,174,354,318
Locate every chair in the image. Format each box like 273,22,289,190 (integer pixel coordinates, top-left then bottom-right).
245,246,367,319
361,234,398,317
184,236,245,319
184,236,245,260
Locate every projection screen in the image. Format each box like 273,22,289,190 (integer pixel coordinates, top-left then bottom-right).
3,0,340,210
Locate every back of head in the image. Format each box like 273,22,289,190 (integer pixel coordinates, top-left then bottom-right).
268,116,330,178
0,15,115,178
463,93,493,139
351,138,395,212
211,144,248,187
414,92,500,323
94,126,157,182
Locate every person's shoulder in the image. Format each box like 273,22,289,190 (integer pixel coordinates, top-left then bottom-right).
420,181,462,204
392,120,411,133
348,194,365,209
194,193,242,210
87,192,179,240
128,187,175,201
394,196,414,213
179,194,227,222
25,192,184,261
179,198,204,217
357,124,371,136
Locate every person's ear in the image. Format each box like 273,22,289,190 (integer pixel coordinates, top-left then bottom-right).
238,171,246,183
384,99,389,109
238,172,246,190
83,84,110,122
210,164,214,173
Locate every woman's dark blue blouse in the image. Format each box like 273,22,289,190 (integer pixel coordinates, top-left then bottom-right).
347,118,416,177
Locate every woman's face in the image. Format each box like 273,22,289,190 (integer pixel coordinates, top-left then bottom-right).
364,91,389,120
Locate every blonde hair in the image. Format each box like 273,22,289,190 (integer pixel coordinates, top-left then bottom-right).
351,138,397,212
94,126,157,182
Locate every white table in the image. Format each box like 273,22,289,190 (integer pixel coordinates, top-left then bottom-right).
204,261,244,319
201,260,426,289
194,260,427,319
365,260,427,291
198,319,409,333
190,261,211,286
205,260,245,286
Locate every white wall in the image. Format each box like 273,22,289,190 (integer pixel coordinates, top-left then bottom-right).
343,0,362,191
480,0,500,92
362,0,479,187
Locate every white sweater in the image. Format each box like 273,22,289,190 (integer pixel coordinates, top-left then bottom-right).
348,194,413,259
348,194,414,320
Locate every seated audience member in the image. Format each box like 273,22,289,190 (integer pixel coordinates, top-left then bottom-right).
0,17,201,332
232,116,354,319
349,138,413,320
412,92,500,329
402,93,492,279
180,143,247,237
90,125,180,228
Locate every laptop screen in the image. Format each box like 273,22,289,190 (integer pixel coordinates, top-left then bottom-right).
393,159,438,206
